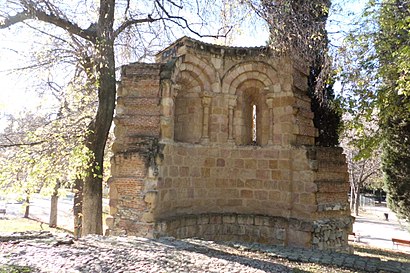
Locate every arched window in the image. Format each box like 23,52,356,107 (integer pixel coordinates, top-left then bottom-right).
234,80,268,146
241,88,262,145
173,73,203,144
252,104,257,144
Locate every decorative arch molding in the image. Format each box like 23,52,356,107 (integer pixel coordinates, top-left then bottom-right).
172,54,217,92
236,78,266,94
222,61,278,94
234,79,271,146
171,57,217,144
176,70,203,92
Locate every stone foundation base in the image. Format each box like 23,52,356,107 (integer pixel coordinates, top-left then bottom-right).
153,213,316,248
312,218,354,253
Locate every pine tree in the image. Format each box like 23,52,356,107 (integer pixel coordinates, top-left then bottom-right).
382,108,410,220
376,0,410,220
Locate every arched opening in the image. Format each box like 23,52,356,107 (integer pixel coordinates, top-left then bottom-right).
173,72,203,144
244,93,262,145
235,81,268,145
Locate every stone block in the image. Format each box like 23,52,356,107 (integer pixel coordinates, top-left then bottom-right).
222,215,237,224
210,215,222,224
254,190,268,200
237,215,254,225
271,170,282,180
256,170,269,180
216,158,225,167
240,189,254,199
244,179,263,189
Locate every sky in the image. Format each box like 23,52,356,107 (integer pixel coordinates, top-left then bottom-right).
0,0,365,130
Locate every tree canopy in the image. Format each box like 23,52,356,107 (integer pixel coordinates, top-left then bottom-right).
338,0,410,219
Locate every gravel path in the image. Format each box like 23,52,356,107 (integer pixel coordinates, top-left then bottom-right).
0,233,295,273
1,232,409,273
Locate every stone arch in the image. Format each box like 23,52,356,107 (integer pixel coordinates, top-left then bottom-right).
171,56,217,144
222,61,277,146
172,54,217,92
234,79,271,145
173,69,204,144
221,61,277,95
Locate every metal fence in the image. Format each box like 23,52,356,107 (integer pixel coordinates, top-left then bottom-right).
360,195,375,207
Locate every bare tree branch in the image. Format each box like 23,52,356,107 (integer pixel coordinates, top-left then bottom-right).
154,0,230,38
0,141,45,148
165,0,183,9
0,11,31,27
0,8,96,43
114,16,158,38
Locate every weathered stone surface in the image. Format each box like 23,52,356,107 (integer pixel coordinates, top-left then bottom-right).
107,37,351,253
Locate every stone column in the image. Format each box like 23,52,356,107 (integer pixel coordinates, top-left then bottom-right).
266,93,275,145
200,92,212,144
228,96,237,143
161,81,179,142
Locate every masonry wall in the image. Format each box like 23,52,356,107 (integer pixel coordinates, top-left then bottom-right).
107,37,352,253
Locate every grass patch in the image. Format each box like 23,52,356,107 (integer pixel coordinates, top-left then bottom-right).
0,265,33,273
0,217,56,233
352,243,410,263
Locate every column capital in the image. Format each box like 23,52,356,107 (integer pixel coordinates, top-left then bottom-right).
161,79,172,97
227,95,237,109
266,97,275,109
201,91,213,106
172,84,181,99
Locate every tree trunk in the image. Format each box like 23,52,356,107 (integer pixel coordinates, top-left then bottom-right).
82,172,104,235
49,180,60,228
73,178,83,238
81,0,116,236
23,195,30,218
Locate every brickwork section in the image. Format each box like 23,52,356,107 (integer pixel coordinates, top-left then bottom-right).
107,37,352,253
157,144,297,219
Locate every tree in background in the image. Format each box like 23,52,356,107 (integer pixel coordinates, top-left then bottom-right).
376,0,410,220
382,113,410,220
0,105,91,219
341,124,382,215
338,0,410,219
247,0,342,145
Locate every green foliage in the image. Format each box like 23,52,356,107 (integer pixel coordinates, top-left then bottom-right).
382,101,410,220
0,76,95,198
377,0,410,220
308,66,342,147
254,0,330,61
0,265,33,273
338,0,410,130
339,0,410,218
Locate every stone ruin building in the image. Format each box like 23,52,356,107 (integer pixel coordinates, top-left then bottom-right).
106,37,353,253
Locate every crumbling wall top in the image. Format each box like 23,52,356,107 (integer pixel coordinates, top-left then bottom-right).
156,36,271,63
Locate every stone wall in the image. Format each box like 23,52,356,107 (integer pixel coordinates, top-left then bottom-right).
107,37,352,253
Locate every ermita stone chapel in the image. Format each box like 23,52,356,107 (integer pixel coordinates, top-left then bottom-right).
106,37,353,253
